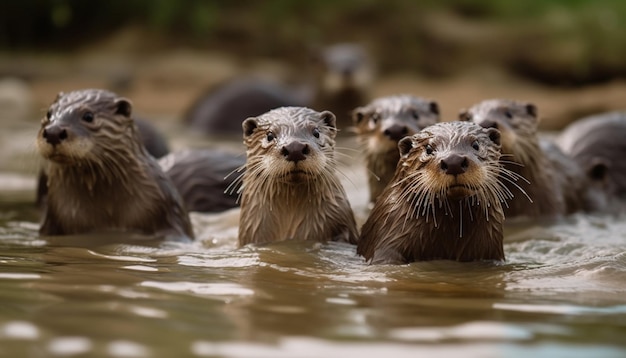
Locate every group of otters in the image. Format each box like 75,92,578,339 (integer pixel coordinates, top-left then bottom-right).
36,52,626,265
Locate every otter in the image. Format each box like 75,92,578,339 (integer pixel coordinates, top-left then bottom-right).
36,89,194,240
352,94,440,203
182,43,373,136
159,148,246,213
357,121,510,264
36,116,170,207
312,43,374,129
460,99,587,218
237,107,358,246
558,111,626,208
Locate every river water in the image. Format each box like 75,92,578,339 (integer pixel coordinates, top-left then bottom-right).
1,116,625,358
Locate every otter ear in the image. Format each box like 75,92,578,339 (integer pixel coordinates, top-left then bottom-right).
398,136,414,157
486,127,501,146
320,110,336,129
242,118,258,138
587,157,609,181
429,101,440,115
525,103,537,118
458,109,472,121
352,108,367,125
115,98,133,117
54,92,65,102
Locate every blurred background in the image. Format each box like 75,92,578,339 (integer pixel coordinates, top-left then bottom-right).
1,0,626,180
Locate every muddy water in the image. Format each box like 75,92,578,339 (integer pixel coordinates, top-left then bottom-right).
1,119,626,358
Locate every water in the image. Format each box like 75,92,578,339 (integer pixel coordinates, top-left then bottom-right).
1,122,626,358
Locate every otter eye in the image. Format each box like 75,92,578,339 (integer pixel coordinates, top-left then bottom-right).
266,132,275,142
472,140,480,150
411,110,420,120
425,144,434,155
82,111,94,123
504,110,513,119
312,128,320,138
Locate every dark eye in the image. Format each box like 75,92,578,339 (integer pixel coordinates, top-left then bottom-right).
411,110,420,120
82,111,94,123
425,144,434,155
266,132,275,142
504,110,513,119
312,128,320,138
46,110,52,120
472,140,480,150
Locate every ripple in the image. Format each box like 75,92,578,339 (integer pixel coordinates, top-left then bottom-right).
493,303,626,315
0,321,39,340
389,321,533,342
107,340,150,357
0,273,41,280
140,281,254,298
47,336,92,356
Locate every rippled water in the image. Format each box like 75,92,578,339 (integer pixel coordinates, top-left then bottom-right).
1,121,626,357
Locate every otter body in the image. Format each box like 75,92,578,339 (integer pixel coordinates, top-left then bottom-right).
238,107,358,246
159,149,245,213
357,121,509,265
558,111,626,208
352,95,440,203
460,99,587,218
37,89,194,240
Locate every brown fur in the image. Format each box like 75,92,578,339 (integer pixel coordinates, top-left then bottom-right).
352,95,440,203
37,89,194,240
237,107,358,246
357,121,509,265
460,99,586,218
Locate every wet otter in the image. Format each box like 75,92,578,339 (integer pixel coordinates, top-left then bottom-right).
558,111,626,208
352,94,440,203
159,149,246,213
36,89,194,240
237,107,358,246
357,121,510,264
36,116,170,207
460,99,587,218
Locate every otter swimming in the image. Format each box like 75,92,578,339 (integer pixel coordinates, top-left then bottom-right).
37,89,194,240
357,121,511,264
237,107,358,246
352,94,440,203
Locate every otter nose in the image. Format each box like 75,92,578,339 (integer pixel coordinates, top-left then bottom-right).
281,141,310,163
42,125,68,146
478,119,498,130
440,154,469,175
383,124,409,141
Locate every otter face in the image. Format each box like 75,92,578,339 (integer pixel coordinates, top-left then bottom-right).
459,99,537,158
353,95,440,153
37,89,134,164
316,43,373,93
242,107,337,184
396,121,504,202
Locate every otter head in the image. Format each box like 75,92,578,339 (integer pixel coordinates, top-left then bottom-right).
352,95,440,153
459,99,538,163
312,43,373,94
37,89,136,165
396,121,504,202
242,107,337,184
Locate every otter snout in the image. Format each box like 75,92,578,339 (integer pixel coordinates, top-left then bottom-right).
440,154,469,175
477,119,499,130
42,125,68,146
383,123,409,141
281,141,310,163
